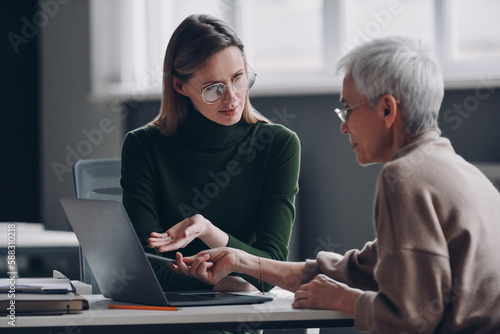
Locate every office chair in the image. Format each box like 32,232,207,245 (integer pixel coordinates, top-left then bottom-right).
73,158,122,294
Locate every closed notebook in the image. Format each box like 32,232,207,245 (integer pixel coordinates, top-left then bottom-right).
0,277,75,294
0,293,89,315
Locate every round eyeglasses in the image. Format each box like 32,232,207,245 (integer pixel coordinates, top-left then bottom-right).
334,94,386,123
188,69,257,105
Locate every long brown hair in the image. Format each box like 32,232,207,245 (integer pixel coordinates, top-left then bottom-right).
152,14,269,136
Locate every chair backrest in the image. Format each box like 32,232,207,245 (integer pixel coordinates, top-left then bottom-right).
73,158,122,294
74,158,123,201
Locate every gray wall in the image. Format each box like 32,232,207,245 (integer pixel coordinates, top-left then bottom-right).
40,0,124,231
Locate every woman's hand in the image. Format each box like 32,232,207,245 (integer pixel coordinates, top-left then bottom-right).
292,274,362,316
148,214,210,252
148,214,229,252
168,248,241,285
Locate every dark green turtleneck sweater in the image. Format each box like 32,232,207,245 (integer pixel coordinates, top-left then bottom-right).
121,109,300,291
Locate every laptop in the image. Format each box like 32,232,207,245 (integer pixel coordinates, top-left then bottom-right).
60,197,273,307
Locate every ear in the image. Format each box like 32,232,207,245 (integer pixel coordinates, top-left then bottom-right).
380,94,399,129
172,76,188,96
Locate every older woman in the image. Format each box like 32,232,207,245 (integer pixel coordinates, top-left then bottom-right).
169,36,500,333
121,14,300,293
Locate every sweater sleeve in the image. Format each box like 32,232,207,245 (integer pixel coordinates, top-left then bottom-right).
354,165,452,333
302,242,379,291
226,127,301,291
121,131,211,291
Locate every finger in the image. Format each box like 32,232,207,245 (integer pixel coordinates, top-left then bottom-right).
293,289,310,302
150,232,169,238
187,260,215,283
156,230,199,252
175,264,193,277
175,253,194,277
194,260,212,276
148,234,173,242
177,252,216,284
293,290,312,307
148,235,173,245
296,282,311,291
167,262,182,274
176,252,184,264
181,255,196,265
158,240,188,252
292,298,311,309
177,252,210,269
149,242,173,250
186,254,210,274
182,253,210,265
148,238,174,248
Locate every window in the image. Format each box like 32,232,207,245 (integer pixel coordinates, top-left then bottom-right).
237,0,336,95
245,0,324,73
438,0,500,84
448,0,500,63
89,0,235,100
89,0,500,100
341,0,435,51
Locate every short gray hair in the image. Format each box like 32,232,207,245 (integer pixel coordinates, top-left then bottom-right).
337,36,444,135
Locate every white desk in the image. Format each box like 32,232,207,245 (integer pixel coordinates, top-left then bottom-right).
0,289,353,333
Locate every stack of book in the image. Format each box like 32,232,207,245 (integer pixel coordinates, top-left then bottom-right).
0,277,89,315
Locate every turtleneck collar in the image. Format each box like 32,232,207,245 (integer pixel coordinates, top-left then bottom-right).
175,108,251,149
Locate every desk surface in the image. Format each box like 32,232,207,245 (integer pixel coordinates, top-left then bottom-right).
0,289,353,333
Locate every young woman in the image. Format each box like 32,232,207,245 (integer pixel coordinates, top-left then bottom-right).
120,14,301,292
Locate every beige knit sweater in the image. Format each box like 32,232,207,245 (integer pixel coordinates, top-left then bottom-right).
304,131,500,333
